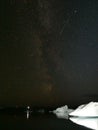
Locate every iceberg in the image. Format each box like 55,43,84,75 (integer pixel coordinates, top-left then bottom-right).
53,102,98,129
69,102,98,117
70,117,98,130
53,105,73,119
53,102,98,119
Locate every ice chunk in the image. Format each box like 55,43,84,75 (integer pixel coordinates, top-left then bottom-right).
69,102,98,117
53,105,73,119
70,117,98,130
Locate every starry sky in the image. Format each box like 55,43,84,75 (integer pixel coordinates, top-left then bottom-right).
0,0,98,107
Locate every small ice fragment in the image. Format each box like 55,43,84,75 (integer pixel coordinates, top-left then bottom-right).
53,105,73,119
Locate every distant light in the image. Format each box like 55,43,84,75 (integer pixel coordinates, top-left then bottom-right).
26,106,30,119
27,106,30,109
26,110,29,119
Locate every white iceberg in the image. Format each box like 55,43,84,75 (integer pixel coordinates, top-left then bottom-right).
53,102,98,120
70,117,98,130
69,102,98,117
52,102,98,129
53,105,73,119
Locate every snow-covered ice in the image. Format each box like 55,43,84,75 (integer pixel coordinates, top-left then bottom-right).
69,102,98,117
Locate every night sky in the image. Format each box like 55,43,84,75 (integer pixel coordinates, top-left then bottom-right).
0,0,98,107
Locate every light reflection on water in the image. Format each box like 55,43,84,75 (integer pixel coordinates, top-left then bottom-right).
0,114,90,130
70,117,98,130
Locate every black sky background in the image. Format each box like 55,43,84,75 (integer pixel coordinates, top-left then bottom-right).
0,0,98,107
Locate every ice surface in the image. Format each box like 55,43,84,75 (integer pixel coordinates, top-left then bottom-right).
69,102,98,117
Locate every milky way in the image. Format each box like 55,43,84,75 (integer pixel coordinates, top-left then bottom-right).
0,0,98,106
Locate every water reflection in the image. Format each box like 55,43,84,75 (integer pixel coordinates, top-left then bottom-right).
70,117,98,130
26,106,32,119
0,113,92,130
54,111,69,119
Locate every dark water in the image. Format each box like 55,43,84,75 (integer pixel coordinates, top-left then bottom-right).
0,114,90,130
